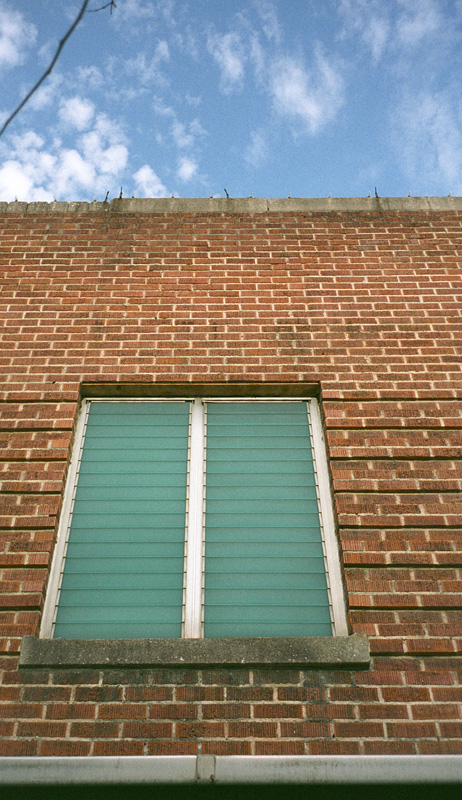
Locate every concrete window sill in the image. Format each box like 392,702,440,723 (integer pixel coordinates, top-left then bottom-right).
19,633,369,670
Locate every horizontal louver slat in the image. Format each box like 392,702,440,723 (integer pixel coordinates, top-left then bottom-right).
61,572,183,589
205,528,324,543
205,571,326,589
54,623,180,639
206,604,331,622
205,623,333,637
61,558,184,574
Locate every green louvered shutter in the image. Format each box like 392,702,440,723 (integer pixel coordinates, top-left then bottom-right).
54,401,189,639
204,402,332,638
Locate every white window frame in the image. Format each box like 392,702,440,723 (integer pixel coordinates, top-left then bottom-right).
40,397,348,639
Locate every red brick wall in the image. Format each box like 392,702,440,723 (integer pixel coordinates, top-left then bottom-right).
1,202,461,756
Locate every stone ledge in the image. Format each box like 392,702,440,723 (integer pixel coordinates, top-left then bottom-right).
1,197,462,214
19,633,369,669
1,754,462,787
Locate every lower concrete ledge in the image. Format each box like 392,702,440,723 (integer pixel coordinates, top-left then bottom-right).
19,633,369,669
0,755,461,786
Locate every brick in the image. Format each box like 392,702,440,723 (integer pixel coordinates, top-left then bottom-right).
97,704,146,720
39,740,91,756
412,704,461,720
382,687,430,702
309,741,361,755
74,686,123,702
329,686,379,702
333,722,385,738
176,721,225,738
280,721,331,738
0,703,43,719
16,721,67,737
228,721,278,738
147,741,198,754
0,741,37,755
363,741,415,755
386,722,438,737
176,686,223,701
253,704,303,719
202,703,250,719
418,741,462,754
438,722,462,737
122,722,173,738
358,704,409,720
69,721,119,738
93,741,144,755
148,704,197,719
45,703,96,720
255,740,306,755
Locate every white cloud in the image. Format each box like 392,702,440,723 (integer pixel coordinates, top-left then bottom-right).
80,114,128,173
0,2,37,69
394,91,462,192
125,40,170,87
28,72,63,111
254,0,281,43
270,52,344,134
153,99,206,149
112,0,176,27
0,159,52,201
207,31,246,93
171,119,194,148
171,26,199,60
114,0,156,20
339,0,446,61
177,156,198,182
185,94,202,108
156,40,170,61
77,65,104,90
133,165,167,196
244,129,268,166
362,15,390,62
82,131,128,174
338,0,390,63
52,149,95,197
0,111,129,201
59,97,95,131
396,0,443,46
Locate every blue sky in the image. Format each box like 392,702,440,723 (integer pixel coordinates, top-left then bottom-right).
1,0,462,201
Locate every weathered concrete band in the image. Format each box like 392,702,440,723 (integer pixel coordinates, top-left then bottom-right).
1,754,462,786
1,196,462,214
19,633,369,669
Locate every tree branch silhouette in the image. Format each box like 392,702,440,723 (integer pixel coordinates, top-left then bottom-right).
88,1,116,12
0,0,114,140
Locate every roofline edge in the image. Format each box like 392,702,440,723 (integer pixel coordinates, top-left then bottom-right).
2,196,462,214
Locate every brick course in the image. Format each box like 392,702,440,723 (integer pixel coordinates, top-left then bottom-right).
0,200,461,755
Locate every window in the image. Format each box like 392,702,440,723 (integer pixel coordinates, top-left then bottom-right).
41,398,348,640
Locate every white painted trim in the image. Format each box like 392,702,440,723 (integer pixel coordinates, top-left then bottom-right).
308,399,349,636
183,399,205,638
87,398,194,403
39,400,90,638
203,397,314,402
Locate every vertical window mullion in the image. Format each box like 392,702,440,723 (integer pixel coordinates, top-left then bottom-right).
183,399,206,638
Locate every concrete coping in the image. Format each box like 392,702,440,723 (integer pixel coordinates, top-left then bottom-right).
1,197,462,214
19,633,369,670
0,755,461,786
